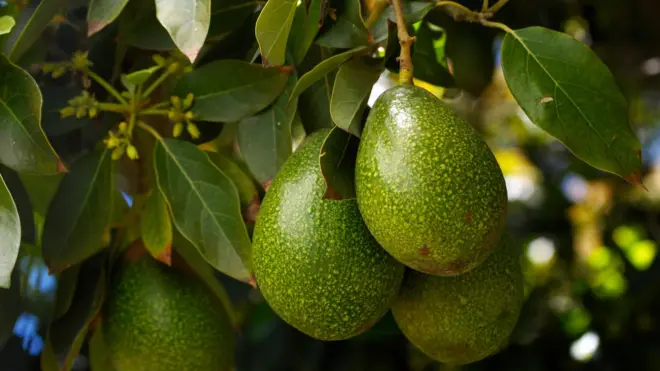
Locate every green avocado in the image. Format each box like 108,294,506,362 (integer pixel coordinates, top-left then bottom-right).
355,84,507,276
103,254,235,371
392,234,523,365
252,129,405,341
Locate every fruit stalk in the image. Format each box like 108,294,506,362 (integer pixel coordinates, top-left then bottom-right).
391,0,415,85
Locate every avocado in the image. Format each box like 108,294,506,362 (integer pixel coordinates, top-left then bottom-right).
103,254,235,371
392,234,523,365
355,84,507,276
252,129,404,341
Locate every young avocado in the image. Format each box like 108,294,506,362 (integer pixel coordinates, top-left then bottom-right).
392,234,523,365
103,254,235,371
252,129,404,341
355,84,507,276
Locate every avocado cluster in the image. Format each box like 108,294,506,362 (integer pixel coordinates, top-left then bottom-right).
252,84,523,365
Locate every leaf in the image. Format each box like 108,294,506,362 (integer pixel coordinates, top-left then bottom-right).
0,166,35,244
3,0,67,62
141,189,173,260
122,65,161,87
155,0,211,62
370,1,433,42
0,54,61,174
501,27,642,182
316,0,369,49
330,59,381,136
255,0,297,66
0,179,20,288
119,0,175,51
89,323,116,371
0,15,15,35
208,0,258,39
52,264,81,320
42,150,115,272
288,0,323,65
87,0,129,36
173,230,239,325
319,126,359,199
238,73,298,186
412,21,454,87
174,60,289,122
290,45,368,101
47,253,106,371
206,152,260,209
153,138,252,282
299,79,335,133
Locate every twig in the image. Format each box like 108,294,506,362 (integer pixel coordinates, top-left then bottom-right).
481,0,489,12
391,0,415,85
488,0,510,13
364,0,390,29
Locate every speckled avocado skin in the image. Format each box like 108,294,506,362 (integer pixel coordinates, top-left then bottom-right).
103,255,235,371
355,85,507,276
252,129,404,341
392,234,523,365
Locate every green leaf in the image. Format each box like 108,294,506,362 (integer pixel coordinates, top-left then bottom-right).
299,79,335,133
501,27,642,182
206,152,259,208
0,54,61,174
47,253,106,371
52,264,81,320
316,0,369,49
208,0,258,39
153,138,252,282
173,229,239,325
155,0,211,62
255,0,297,66
238,73,297,186
0,15,15,35
0,166,35,244
288,0,323,65
141,189,173,259
290,45,368,101
42,150,115,272
3,0,67,62
89,323,117,371
122,65,161,87
370,1,433,42
319,126,359,199
412,21,454,87
119,0,175,51
174,60,289,122
330,59,380,136
87,0,129,36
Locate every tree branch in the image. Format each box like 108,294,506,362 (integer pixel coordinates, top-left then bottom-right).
392,0,415,85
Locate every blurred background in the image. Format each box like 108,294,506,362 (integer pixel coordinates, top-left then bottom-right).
4,0,660,370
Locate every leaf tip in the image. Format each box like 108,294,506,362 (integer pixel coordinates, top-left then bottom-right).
243,197,261,225
262,179,273,192
87,22,107,37
247,274,257,288
625,171,647,191
156,244,173,266
56,159,68,173
278,65,295,74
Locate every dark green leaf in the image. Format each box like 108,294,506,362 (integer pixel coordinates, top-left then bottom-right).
153,138,252,282
290,45,368,101
412,21,454,87
41,85,90,137
155,0,211,62
288,0,324,65
42,150,115,271
316,0,368,49
370,1,433,42
173,229,239,325
141,189,173,259
87,0,129,36
3,0,67,62
89,323,116,371
0,15,15,35
52,264,81,320
501,26,642,182
119,0,175,51
18,172,63,216
319,126,359,199
208,0,258,39
238,73,297,185
299,79,335,133
0,177,20,289
0,54,61,174
330,59,381,136
206,152,259,208
174,60,289,122
0,166,34,244
47,253,106,371
255,0,297,66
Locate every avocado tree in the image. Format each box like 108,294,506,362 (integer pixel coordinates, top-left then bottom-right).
0,0,647,370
